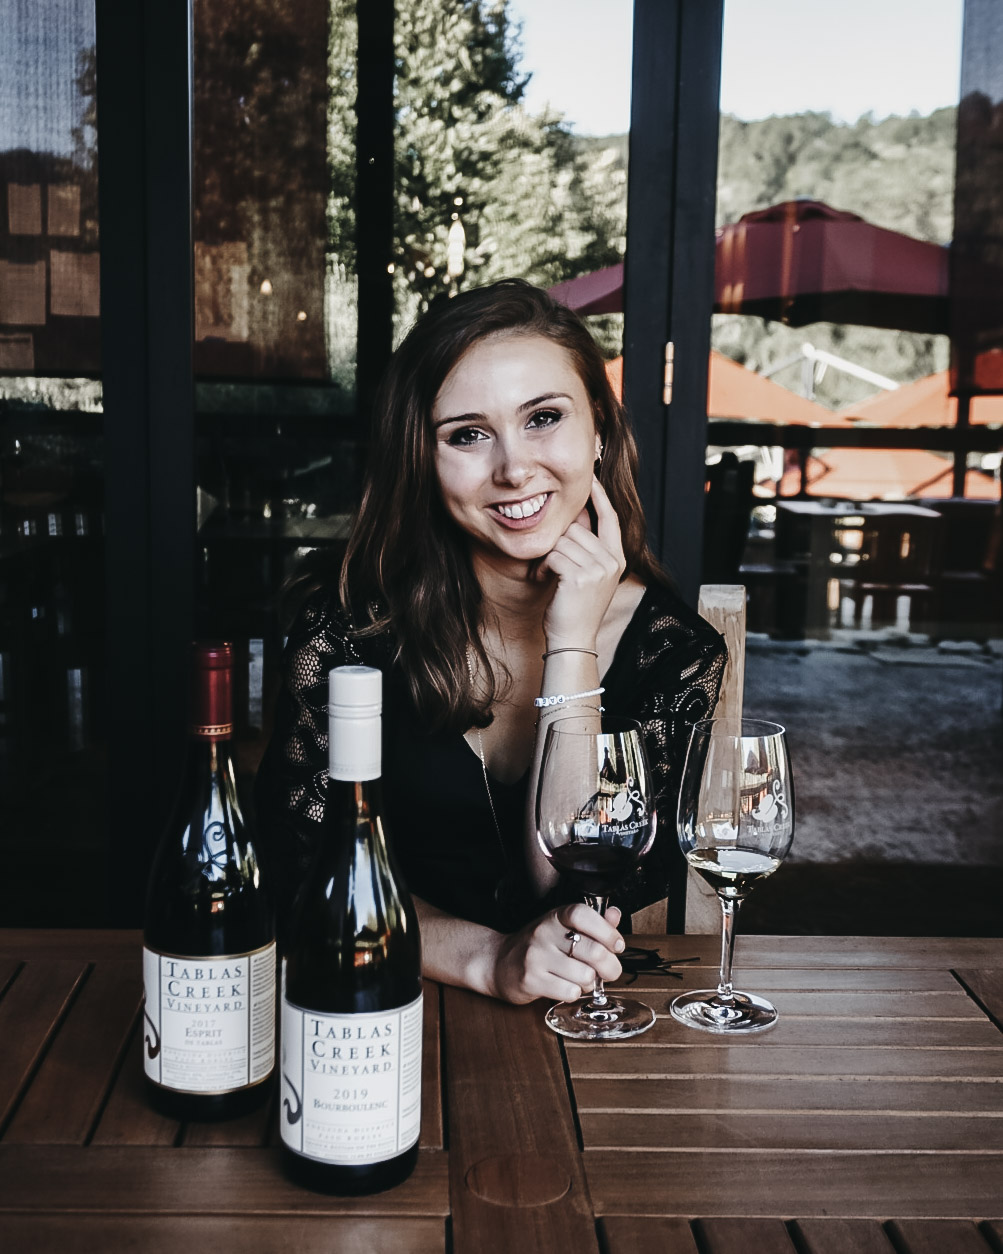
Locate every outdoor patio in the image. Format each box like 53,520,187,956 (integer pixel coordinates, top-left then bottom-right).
741,632,1003,936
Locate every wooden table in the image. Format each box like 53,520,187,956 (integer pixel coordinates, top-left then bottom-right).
1,931,1001,1253
774,499,943,636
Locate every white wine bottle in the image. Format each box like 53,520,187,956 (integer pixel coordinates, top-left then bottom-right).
281,665,422,1194
143,642,276,1120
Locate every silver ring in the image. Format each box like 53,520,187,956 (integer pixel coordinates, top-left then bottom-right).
565,929,581,957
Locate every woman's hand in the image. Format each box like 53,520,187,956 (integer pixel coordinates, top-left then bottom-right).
535,476,626,651
490,903,624,1005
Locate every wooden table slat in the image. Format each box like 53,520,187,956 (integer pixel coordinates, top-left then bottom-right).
696,1217,799,1254
641,1018,1003,1048
4,960,140,1145
618,967,963,993
600,1216,701,1254
574,1075,1003,1115
772,990,983,1017
0,930,143,960
955,970,1003,1031
90,1016,179,1147
0,957,20,998
889,1219,998,1253
0,1215,446,1254
579,1110,1003,1152
443,985,600,1254
568,1044,1003,1079
585,1150,1003,1218
792,1219,899,1254
0,1145,450,1215
626,936,1003,969
0,958,88,1128
421,979,444,1150
645,991,983,1018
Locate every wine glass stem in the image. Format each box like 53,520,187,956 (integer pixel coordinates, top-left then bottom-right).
716,894,743,1002
584,894,610,1007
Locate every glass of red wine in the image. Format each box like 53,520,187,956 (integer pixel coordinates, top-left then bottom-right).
535,714,657,1040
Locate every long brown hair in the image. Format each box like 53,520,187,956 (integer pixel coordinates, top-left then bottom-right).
341,278,666,732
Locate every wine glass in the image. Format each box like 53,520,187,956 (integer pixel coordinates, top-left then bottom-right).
535,714,657,1040
670,717,794,1034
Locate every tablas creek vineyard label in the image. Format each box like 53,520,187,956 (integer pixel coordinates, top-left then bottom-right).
280,993,423,1165
142,943,276,1093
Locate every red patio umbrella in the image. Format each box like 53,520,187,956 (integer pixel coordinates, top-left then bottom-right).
549,199,950,333
605,351,843,425
769,447,999,500
837,371,1003,427
715,200,948,332
550,263,624,317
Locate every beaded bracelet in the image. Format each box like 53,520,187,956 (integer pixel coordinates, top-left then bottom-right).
534,686,605,708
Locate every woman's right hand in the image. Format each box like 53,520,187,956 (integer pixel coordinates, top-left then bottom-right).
490,903,625,1005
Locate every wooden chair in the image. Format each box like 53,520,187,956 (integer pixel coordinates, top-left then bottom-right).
630,583,747,935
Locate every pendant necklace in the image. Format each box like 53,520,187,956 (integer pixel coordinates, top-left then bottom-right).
465,649,508,870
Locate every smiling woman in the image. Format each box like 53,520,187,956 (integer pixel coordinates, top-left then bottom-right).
255,280,727,1004
432,335,598,565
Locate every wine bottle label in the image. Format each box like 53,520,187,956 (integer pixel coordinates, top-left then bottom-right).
280,991,422,1166
142,942,276,1094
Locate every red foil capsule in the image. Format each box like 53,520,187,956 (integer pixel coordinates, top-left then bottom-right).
190,641,234,740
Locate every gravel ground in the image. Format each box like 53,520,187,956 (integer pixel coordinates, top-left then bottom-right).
738,640,1003,936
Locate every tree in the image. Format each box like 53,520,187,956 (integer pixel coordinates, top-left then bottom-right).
389,0,625,334
712,108,957,409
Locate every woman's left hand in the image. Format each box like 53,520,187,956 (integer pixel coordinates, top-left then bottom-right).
489,903,625,1004
536,475,626,650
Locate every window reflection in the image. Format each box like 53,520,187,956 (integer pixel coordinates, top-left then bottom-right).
0,1,99,379
193,0,332,382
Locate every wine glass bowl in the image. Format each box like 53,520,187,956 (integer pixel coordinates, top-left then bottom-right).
670,717,794,1034
536,715,657,1040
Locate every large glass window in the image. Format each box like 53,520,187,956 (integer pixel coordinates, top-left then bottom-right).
191,0,636,785
191,0,363,781
0,0,105,924
392,0,631,355
710,0,1002,936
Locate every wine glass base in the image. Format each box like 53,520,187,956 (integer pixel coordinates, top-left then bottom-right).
669,988,779,1034
545,996,656,1041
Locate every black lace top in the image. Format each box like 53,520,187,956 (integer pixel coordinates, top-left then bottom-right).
255,581,726,937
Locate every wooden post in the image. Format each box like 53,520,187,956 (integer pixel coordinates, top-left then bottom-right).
684,585,747,932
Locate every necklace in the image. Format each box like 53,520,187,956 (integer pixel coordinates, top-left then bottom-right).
465,649,505,856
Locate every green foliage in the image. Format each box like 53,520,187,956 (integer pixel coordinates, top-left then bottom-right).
712,109,957,409
327,0,358,275
716,109,956,243
388,0,626,336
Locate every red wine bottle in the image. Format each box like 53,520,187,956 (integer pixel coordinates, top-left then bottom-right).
281,665,422,1195
143,642,276,1120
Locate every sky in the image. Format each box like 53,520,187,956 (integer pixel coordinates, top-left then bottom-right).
0,0,94,156
509,0,964,136
0,0,967,155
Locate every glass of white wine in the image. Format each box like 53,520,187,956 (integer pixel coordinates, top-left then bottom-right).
670,718,794,1034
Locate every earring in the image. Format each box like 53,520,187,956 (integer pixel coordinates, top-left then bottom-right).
595,441,604,466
